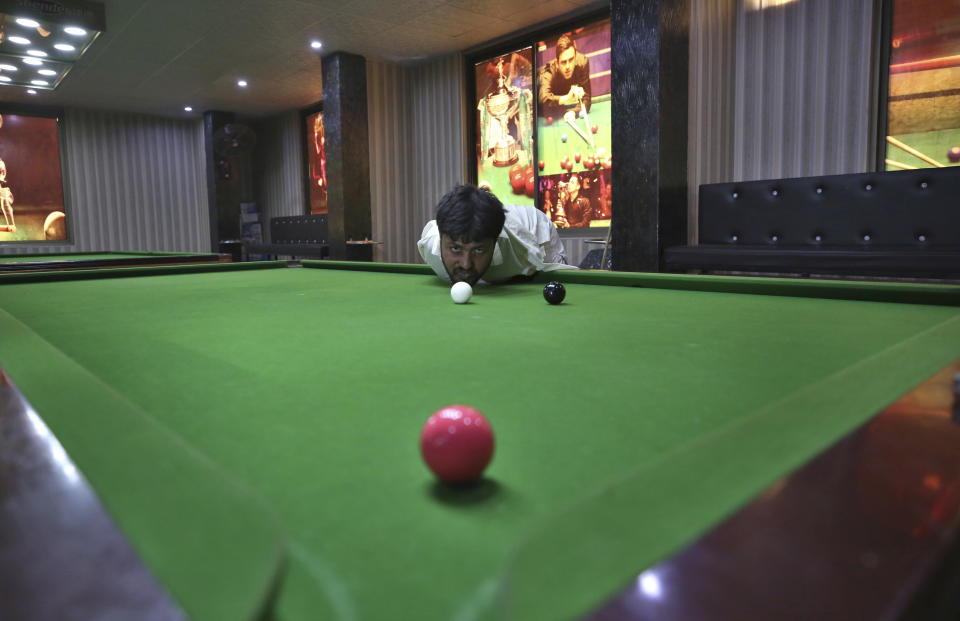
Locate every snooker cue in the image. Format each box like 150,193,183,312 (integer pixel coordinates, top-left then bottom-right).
885,158,918,170
565,114,591,145
886,136,945,168
578,96,596,149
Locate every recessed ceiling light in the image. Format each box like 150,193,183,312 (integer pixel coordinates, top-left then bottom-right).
23,58,43,66
310,40,323,50
64,26,87,36
237,79,248,87
38,69,57,76
184,106,193,112
0,76,11,83
54,43,76,52
0,64,17,71
16,18,41,28
8,36,31,45
30,79,49,86
27,89,37,95
26,50,48,57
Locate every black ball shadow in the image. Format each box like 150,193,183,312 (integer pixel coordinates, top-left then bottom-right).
427,477,504,506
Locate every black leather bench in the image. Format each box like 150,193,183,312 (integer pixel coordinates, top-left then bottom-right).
244,215,329,260
665,167,960,279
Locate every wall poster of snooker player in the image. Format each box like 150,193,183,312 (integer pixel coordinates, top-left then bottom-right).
0,112,68,243
535,19,612,230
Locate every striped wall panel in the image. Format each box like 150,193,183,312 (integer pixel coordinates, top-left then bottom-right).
688,0,737,244
252,111,305,241
731,0,874,181
368,55,464,264
367,59,414,264
408,54,466,232
1,108,209,254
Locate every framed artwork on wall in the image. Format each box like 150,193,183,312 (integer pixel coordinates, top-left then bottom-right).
0,108,68,243
879,0,960,170
302,104,327,214
465,11,612,231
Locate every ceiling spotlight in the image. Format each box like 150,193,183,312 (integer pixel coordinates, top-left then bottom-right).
8,36,31,45
26,50,48,57
16,18,41,28
237,79,248,87
310,40,322,50
184,106,193,112
30,79,49,86
23,58,43,66
0,64,17,71
38,69,57,76
64,26,87,36
27,89,37,94
0,76,11,83
54,43,76,52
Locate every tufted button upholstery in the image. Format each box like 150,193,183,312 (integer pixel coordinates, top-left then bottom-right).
699,167,960,248
667,167,960,278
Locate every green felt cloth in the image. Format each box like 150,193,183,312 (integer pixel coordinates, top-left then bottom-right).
1,262,958,621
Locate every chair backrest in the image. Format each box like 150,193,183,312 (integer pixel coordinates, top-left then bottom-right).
269,215,328,244
698,167,960,247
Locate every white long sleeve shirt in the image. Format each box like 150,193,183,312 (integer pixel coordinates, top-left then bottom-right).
417,203,576,283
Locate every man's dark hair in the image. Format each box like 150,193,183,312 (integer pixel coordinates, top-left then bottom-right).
435,184,506,242
556,35,576,58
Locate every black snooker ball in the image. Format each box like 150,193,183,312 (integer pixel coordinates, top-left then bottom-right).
543,281,566,305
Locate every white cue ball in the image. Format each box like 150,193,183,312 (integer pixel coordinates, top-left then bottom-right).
450,281,472,304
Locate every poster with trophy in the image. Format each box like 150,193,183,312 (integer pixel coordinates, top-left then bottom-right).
473,46,535,206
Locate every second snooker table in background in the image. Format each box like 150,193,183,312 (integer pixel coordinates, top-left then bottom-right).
0,250,228,273
1,261,959,621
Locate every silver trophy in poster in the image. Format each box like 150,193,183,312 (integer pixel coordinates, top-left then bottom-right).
483,58,521,167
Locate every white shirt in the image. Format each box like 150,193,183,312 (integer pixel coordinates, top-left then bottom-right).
417,203,576,283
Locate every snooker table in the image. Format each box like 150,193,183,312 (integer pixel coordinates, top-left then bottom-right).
1,261,959,621
0,250,229,273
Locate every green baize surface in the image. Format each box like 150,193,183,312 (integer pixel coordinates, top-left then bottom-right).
1,262,959,621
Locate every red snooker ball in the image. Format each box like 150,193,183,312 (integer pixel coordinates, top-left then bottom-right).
420,405,494,483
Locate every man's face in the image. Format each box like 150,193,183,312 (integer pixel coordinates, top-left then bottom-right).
558,46,576,80
440,233,495,285
568,175,580,198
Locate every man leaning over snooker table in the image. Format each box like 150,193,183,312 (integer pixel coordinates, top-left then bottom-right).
418,184,576,285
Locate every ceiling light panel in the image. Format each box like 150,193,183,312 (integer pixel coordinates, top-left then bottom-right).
0,0,104,90
0,55,71,89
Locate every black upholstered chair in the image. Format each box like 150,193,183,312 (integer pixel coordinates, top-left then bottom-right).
243,215,329,260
